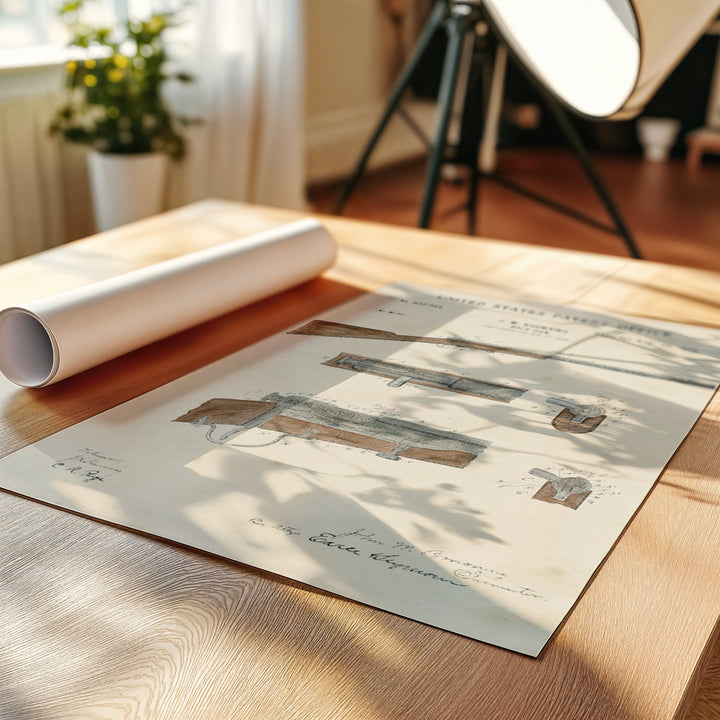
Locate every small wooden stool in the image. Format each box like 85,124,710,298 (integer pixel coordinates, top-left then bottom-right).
686,127,720,170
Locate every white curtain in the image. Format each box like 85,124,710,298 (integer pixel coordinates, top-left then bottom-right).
168,0,307,211
0,68,68,264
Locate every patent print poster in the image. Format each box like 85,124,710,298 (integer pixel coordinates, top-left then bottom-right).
1,284,718,656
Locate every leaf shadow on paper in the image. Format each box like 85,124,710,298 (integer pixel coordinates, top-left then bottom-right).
1,283,718,659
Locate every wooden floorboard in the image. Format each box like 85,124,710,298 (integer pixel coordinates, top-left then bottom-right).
311,147,720,719
310,148,720,272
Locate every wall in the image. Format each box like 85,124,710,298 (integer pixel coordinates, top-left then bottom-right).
304,0,435,184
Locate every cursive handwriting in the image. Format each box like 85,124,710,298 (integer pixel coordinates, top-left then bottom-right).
248,518,545,599
332,528,385,546
454,569,544,599
368,553,466,586
51,448,123,483
249,518,300,536
422,549,506,582
309,532,362,555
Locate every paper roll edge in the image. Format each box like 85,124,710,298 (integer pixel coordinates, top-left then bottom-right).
0,307,59,387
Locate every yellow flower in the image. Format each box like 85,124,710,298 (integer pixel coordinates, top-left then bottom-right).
113,55,129,69
107,107,120,119
66,60,77,74
84,59,96,69
147,16,165,33
108,68,124,83
83,75,98,88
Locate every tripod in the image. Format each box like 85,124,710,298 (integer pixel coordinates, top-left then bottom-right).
334,0,642,259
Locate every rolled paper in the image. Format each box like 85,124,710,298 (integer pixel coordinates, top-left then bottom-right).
0,218,337,387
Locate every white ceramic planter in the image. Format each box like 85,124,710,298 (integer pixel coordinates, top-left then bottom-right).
636,117,681,162
87,151,169,231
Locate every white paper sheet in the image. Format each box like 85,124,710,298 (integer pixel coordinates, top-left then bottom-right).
0,219,336,387
0,284,718,656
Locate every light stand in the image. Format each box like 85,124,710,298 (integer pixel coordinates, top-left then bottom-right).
334,0,642,258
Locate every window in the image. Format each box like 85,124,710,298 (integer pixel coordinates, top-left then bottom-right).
0,1,179,68
0,0,56,48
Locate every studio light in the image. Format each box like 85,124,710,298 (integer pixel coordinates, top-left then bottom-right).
483,0,719,120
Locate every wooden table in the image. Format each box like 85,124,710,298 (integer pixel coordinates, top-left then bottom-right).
0,199,718,720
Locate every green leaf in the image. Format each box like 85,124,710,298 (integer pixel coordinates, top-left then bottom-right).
49,1,196,159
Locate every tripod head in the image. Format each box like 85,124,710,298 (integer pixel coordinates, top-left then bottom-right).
446,0,485,21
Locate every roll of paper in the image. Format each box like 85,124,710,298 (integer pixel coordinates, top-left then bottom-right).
0,218,337,387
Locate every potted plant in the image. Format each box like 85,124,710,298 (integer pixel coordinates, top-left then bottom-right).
49,0,194,231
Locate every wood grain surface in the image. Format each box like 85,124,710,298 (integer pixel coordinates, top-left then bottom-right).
0,199,718,720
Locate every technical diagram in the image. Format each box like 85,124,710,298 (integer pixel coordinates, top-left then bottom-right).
530,468,592,509
546,398,606,434
290,319,544,359
323,352,527,402
174,393,490,468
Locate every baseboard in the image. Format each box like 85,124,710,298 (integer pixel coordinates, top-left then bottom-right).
305,99,437,185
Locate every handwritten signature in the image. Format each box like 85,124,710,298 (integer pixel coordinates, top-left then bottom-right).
249,519,544,599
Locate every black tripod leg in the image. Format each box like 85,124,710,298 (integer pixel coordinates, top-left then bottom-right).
467,162,480,234
335,0,447,214
419,10,472,228
541,91,643,259
462,37,500,235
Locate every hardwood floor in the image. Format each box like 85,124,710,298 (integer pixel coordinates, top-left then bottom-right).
309,148,720,272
